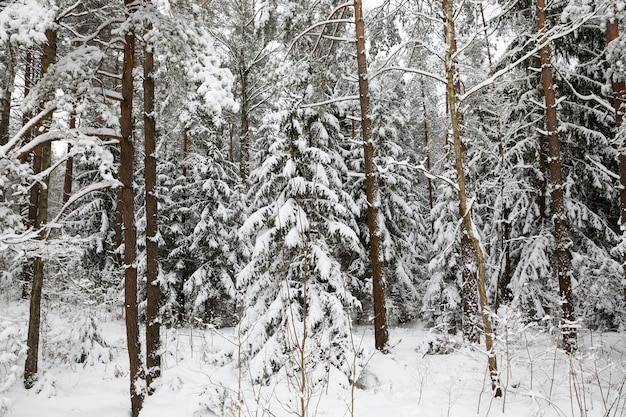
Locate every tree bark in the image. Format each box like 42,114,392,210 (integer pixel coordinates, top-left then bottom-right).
239,67,249,179
24,28,56,389
444,0,501,395
535,0,576,353
144,32,161,395
120,1,144,413
62,115,76,203
420,79,434,235
21,50,34,299
354,0,388,352
238,1,251,180
606,13,626,307
442,0,480,343
0,42,16,146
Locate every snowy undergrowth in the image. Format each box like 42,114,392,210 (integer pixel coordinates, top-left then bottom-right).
2,299,626,417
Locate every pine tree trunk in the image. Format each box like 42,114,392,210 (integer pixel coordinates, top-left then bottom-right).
354,0,388,352
606,14,626,307
420,80,434,235
535,0,576,354
239,63,250,180
238,0,251,180
24,28,56,389
444,0,501,395
144,35,161,395
62,115,75,203
21,49,34,299
0,42,16,146
120,1,144,413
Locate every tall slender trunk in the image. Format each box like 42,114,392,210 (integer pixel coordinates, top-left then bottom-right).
606,13,626,306
420,80,434,235
182,127,188,177
144,32,160,395
535,0,576,354
444,0,501,395
0,42,16,146
24,28,56,389
442,0,479,343
120,1,143,413
62,114,76,203
239,0,251,180
239,66,249,180
21,50,34,299
354,0,388,351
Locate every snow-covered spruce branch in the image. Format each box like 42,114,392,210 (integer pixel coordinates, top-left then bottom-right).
0,230,41,250
16,128,121,160
381,157,459,192
0,106,56,157
287,18,354,56
370,39,445,76
49,180,122,230
459,10,598,103
584,154,621,180
554,67,614,114
301,95,360,108
370,66,447,85
312,2,354,53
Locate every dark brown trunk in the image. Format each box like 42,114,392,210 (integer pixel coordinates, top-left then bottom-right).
536,0,576,353
444,0,501,395
120,1,144,413
354,0,388,352
114,188,123,268
239,67,249,180
24,28,56,389
0,43,16,146
144,37,160,395
182,127,188,177
420,80,434,235
21,49,35,299
62,115,76,203
229,123,234,163
607,15,626,307
538,134,547,220
239,1,251,180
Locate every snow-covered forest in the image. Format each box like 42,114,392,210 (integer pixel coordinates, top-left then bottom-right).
1,0,626,415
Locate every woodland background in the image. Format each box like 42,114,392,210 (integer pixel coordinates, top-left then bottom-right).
1,0,626,415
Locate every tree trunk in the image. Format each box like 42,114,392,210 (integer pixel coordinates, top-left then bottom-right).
62,115,76,203
0,42,16,146
239,64,250,180
354,0,388,352
238,0,251,180
24,28,56,389
444,0,501,395
535,0,576,354
182,126,188,177
120,1,144,413
21,49,34,299
420,79,434,235
606,13,626,307
144,34,161,395
442,0,480,343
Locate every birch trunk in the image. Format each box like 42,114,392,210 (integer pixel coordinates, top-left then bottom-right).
444,0,501,395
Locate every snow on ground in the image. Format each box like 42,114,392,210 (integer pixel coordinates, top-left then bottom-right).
2,299,626,417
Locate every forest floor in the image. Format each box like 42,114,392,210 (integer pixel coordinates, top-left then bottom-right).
2,298,626,417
